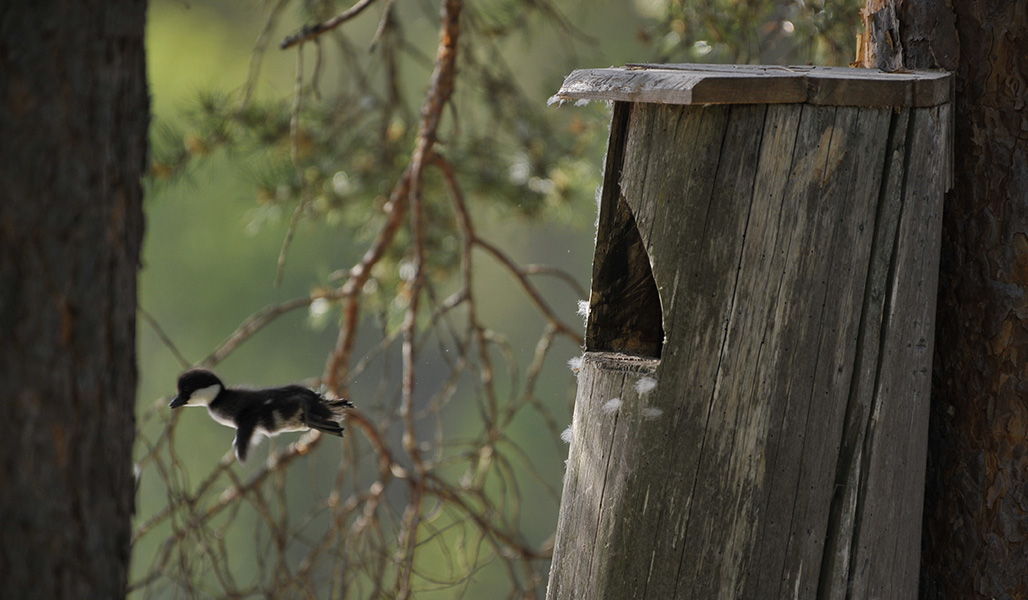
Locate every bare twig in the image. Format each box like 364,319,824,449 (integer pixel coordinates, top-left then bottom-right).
520,264,588,299
323,166,412,391
279,0,380,50
274,45,309,287
475,237,584,346
368,0,397,51
139,306,191,369
432,152,498,418
239,0,290,110
202,293,337,367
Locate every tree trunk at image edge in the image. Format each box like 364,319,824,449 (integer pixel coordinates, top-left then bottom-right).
863,0,1028,597
0,1,147,598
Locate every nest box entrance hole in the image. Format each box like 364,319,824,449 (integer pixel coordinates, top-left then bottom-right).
584,103,664,359
585,181,664,358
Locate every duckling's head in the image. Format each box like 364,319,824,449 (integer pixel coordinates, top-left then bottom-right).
170,369,224,409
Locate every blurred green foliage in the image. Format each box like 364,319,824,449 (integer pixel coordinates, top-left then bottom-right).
644,0,860,64
146,0,859,305
136,0,862,597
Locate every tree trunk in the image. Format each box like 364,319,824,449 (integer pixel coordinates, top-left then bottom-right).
924,3,1028,596
0,1,147,598
862,0,1028,597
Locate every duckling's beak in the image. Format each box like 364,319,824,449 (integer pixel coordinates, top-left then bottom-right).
169,395,188,409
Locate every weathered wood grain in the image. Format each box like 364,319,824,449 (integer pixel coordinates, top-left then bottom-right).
547,353,659,599
844,102,950,600
548,85,951,599
817,106,912,598
555,64,952,108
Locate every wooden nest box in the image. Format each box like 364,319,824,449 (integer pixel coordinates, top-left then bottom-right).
548,64,952,600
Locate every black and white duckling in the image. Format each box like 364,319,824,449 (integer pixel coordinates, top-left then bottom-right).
170,369,353,462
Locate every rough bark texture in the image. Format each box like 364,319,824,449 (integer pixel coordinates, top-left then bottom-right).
860,0,958,71
912,1,1028,598
548,75,951,597
0,1,147,598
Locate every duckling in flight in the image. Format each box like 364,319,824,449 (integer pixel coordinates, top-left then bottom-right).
170,369,352,462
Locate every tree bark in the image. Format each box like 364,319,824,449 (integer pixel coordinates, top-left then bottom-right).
863,0,1028,597
923,2,1028,596
0,1,147,598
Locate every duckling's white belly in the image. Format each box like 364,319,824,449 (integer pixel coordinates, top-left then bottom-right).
206,407,237,428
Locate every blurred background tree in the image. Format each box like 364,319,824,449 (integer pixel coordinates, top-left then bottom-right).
133,0,860,597
1,2,145,598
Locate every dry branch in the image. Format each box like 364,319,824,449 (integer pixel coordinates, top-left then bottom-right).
279,0,381,50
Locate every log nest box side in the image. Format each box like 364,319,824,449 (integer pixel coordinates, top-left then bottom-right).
548,64,952,600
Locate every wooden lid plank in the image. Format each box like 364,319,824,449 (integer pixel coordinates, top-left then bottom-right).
555,64,952,108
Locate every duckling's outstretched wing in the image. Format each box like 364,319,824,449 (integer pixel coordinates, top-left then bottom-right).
234,419,257,463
